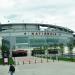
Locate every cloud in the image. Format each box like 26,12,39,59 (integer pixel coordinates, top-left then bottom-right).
0,0,15,10
0,0,75,31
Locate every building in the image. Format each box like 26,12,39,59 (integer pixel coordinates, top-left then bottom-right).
0,23,74,56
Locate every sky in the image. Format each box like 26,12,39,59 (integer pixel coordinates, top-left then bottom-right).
0,0,75,31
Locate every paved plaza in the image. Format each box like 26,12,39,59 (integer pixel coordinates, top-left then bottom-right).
14,56,53,64
0,57,75,75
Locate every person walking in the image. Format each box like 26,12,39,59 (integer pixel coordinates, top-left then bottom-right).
9,64,15,75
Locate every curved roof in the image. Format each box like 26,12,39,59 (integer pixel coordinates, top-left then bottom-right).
0,23,74,33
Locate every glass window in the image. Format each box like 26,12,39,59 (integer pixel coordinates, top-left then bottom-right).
16,37,28,43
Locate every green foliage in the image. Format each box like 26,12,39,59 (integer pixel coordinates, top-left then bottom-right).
38,56,75,62
0,57,15,65
67,43,73,57
1,39,10,55
67,43,73,51
59,43,64,56
53,44,58,49
73,40,75,47
68,44,73,60
0,58,3,64
9,57,15,64
58,57,75,62
1,45,9,52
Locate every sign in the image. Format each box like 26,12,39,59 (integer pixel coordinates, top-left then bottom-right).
24,31,57,36
4,58,8,63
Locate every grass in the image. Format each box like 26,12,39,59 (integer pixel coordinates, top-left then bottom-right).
35,55,75,62
58,57,75,62
48,56,75,62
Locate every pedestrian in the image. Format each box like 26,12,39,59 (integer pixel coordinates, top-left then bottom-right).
9,64,15,75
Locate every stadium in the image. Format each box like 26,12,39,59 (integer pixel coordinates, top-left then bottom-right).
0,23,75,57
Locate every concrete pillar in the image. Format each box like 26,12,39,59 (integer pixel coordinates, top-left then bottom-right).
27,50,31,57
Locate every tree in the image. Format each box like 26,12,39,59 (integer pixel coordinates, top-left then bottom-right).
1,39,10,61
67,37,74,60
67,43,73,60
42,44,48,57
73,39,75,47
59,43,64,57
53,44,58,49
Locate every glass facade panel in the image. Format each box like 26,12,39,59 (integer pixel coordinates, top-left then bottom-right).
46,38,59,44
1,24,74,50
16,37,28,43
29,38,46,47
16,44,29,49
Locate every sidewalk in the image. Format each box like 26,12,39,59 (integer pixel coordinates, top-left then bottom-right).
0,57,75,75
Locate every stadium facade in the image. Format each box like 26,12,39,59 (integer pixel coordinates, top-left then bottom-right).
0,23,74,56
